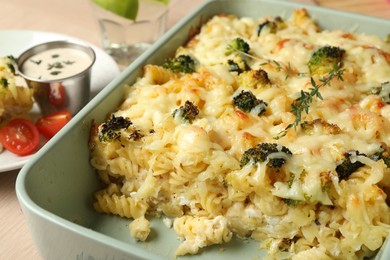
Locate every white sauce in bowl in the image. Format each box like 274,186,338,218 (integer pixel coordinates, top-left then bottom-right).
21,47,92,80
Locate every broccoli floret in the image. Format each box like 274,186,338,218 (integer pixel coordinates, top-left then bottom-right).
300,119,341,135
308,46,345,75
227,60,242,74
227,58,250,74
173,100,199,123
128,129,144,141
257,20,273,36
371,81,390,104
283,198,300,206
162,55,196,73
253,69,271,86
226,38,250,55
240,143,292,168
0,77,8,88
370,143,390,167
233,90,268,115
335,150,366,180
257,16,287,36
237,69,271,89
99,115,133,142
5,55,17,74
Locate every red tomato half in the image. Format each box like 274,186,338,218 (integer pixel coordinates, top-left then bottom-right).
36,110,72,139
0,118,40,156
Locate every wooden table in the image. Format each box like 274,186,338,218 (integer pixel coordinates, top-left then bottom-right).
0,0,388,259
316,0,390,19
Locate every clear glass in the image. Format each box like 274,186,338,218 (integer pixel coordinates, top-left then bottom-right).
91,0,169,68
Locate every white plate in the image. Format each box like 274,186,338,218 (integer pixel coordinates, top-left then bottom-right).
0,30,120,172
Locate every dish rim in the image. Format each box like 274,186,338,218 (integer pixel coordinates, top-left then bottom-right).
15,0,390,258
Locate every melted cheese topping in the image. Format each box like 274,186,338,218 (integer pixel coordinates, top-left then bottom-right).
0,56,33,126
90,9,390,259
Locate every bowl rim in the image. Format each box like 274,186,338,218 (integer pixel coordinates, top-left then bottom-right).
16,40,96,83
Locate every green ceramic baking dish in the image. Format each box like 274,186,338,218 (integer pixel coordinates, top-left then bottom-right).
16,0,390,259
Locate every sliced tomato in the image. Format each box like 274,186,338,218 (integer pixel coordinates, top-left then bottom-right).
49,83,66,106
36,110,72,139
0,118,40,156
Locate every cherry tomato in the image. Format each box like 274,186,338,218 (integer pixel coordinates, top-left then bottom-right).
36,110,72,139
49,83,66,106
0,118,40,156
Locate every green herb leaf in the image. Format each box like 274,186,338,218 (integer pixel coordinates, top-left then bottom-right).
48,62,64,70
50,71,62,75
275,64,345,139
63,60,75,65
30,59,42,65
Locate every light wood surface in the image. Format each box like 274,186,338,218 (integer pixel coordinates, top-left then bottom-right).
316,0,390,19
0,0,388,259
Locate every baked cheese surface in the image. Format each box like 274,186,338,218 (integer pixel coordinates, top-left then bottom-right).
90,9,390,259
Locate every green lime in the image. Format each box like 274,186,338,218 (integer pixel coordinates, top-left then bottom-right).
92,0,170,21
92,0,139,21
156,0,170,4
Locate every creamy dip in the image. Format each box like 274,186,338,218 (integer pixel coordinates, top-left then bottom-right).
21,47,92,80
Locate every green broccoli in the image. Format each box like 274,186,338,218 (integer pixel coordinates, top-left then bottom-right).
253,69,271,86
0,77,8,88
237,69,271,89
5,55,17,74
300,119,341,135
283,198,300,206
227,59,250,74
240,143,292,168
257,20,273,36
371,81,390,104
98,115,133,142
162,54,196,73
173,100,199,123
128,129,144,141
257,16,287,36
226,38,250,55
335,150,366,180
233,90,268,115
308,46,345,75
227,59,242,74
370,143,390,167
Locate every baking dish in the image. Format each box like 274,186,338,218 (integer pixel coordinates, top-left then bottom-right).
16,0,390,259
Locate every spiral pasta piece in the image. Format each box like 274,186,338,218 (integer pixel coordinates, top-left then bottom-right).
173,215,232,255
94,192,148,219
89,9,390,259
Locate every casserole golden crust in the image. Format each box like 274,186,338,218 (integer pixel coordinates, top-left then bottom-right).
89,9,390,259
0,56,33,125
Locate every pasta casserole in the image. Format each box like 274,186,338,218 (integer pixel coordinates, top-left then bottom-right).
0,56,33,125
89,9,390,259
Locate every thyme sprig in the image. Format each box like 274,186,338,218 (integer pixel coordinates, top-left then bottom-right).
274,64,345,139
260,60,306,80
226,38,345,140
226,39,305,80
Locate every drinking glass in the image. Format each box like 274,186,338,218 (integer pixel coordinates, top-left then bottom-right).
90,0,171,68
